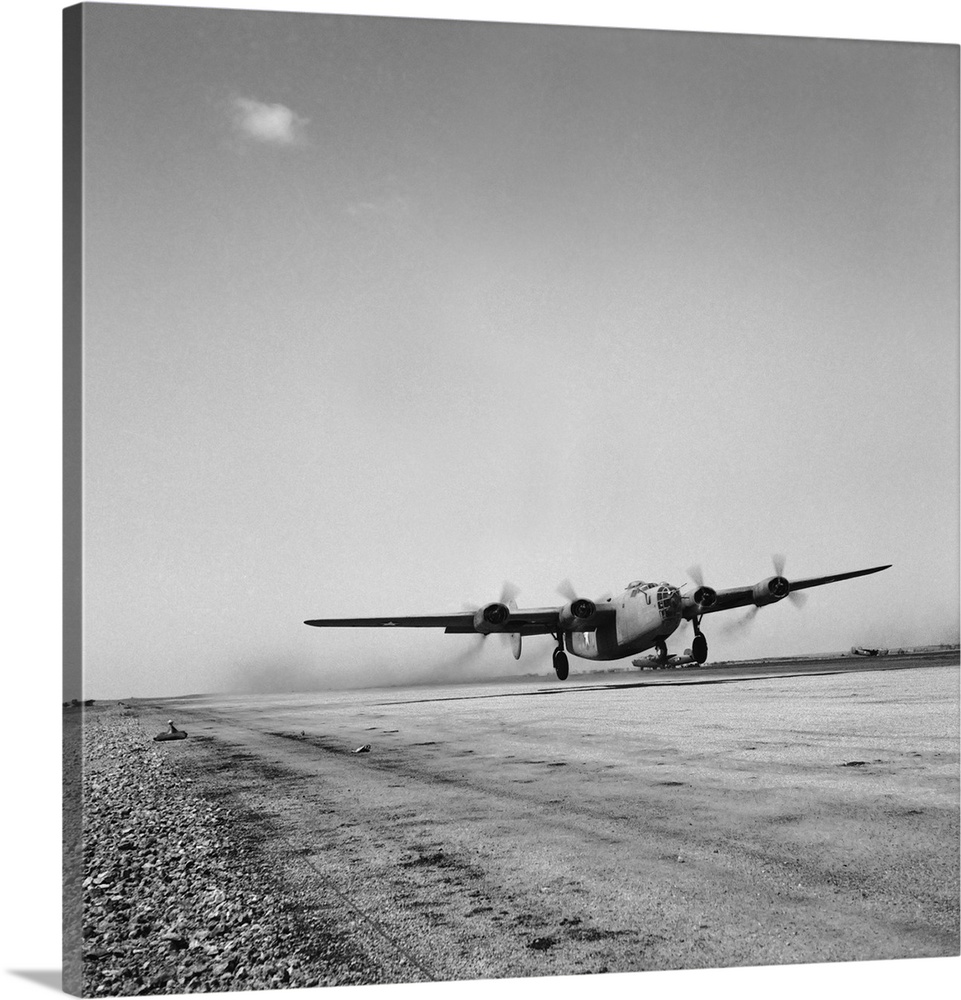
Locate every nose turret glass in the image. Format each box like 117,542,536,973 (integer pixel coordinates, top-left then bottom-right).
657,585,681,618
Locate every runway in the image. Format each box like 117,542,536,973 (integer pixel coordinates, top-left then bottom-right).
131,653,960,982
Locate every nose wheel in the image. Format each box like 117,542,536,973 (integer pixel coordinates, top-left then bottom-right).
552,640,569,680
691,616,708,664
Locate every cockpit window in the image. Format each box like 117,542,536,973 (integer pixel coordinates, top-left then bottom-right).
628,580,658,603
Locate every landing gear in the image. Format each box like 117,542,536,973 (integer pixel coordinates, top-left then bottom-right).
552,642,569,681
654,639,668,663
691,616,708,664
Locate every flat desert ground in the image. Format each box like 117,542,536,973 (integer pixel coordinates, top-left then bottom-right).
86,653,959,987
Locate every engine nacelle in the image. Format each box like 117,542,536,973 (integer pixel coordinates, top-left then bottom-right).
682,586,717,614
752,576,791,607
557,597,597,631
473,602,511,632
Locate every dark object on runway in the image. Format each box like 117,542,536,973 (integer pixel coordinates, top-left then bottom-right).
353,744,372,753
154,720,188,742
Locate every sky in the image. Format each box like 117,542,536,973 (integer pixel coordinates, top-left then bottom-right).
73,2,959,698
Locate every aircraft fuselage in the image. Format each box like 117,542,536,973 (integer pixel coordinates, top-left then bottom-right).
566,582,683,661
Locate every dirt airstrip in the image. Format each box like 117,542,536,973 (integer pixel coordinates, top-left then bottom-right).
77,654,959,993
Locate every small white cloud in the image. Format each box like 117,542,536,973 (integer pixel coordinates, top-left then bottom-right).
345,193,412,219
231,97,308,146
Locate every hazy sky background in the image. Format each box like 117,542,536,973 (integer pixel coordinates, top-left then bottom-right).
79,3,959,698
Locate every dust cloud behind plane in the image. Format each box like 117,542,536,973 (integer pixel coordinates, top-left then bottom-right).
223,641,507,696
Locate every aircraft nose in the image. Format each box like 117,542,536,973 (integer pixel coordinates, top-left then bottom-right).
657,585,682,618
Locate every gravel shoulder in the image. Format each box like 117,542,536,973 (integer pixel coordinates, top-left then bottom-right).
78,704,413,996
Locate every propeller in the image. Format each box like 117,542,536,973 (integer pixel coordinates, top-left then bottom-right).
684,564,719,611
677,566,706,631
709,554,810,639
460,581,522,649
557,579,613,604
717,555,808,638
464,580,520,613
716,606,758,637
771,554,808,609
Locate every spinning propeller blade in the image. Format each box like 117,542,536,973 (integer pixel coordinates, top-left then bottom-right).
716,605,759,636
558,579,612,604
461,581,521,648
771,554,807,609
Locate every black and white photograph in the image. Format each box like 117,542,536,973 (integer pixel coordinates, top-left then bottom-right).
7,3,961,1000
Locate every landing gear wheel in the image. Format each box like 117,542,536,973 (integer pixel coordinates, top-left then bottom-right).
691,633,708,664
654,639,668,662
552,648,569,681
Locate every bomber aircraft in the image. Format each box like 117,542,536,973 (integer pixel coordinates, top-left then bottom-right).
304,558,891,680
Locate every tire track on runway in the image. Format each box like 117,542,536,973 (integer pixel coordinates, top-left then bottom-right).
162,716,684,975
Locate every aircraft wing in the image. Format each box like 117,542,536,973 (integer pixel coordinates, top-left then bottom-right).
690,564,892,616
303,608,564,635
786,565,892,592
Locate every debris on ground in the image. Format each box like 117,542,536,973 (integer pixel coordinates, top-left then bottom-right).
154,720,188,742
